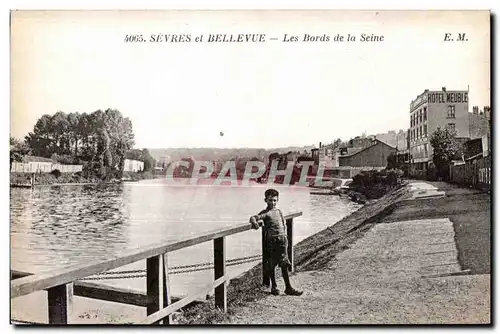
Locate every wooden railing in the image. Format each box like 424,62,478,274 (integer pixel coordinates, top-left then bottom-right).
11,211,303,325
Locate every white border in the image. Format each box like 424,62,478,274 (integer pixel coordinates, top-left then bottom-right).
2,1,497,333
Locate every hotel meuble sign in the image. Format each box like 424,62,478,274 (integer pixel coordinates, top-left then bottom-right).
411,91,468,110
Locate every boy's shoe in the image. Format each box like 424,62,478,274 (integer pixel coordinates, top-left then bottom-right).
284,287,303,296
271,288,280,296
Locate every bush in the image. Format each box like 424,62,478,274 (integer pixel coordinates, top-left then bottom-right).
50,169,62,178
349,169,403,200
399,163,410,177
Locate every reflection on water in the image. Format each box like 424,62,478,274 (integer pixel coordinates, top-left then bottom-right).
11,184,129,271
11,179,360,295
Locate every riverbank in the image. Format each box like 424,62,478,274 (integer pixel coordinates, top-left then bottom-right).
173,183,410,324
216,181,490,324
10,171,155,187
11,180,488,324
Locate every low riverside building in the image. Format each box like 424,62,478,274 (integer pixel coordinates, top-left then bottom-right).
123,159,144,172
11,155,83,173
338,139,396,168
449,134,491,189
396,129,411,164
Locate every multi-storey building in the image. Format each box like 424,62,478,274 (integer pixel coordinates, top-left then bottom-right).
469,106,491,139
409,87,470,174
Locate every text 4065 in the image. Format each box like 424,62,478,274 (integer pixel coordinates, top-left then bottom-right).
124,34,145,42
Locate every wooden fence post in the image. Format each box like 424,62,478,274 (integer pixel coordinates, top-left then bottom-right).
161,254,172,325
147,256,161,320
262,229,270,286
286,218,294,272
213,237,227,312
47,283,73,324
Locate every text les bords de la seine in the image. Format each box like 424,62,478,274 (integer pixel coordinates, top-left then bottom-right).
124,33,385,43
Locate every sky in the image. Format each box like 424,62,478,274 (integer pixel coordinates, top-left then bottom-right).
10,10,490,149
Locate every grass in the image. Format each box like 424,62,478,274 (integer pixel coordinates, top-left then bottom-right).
10,172,94,185
10,171,156,186
122,171,155,181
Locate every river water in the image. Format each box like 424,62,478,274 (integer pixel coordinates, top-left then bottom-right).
10,178,360,296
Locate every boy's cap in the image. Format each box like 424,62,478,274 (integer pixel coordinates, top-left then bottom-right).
265,188,279,198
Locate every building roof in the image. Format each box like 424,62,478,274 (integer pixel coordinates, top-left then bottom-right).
22,155,56,163
346,147,364,156
339,139,395,158
375,138,396,149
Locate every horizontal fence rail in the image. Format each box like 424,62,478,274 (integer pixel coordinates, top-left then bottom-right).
11,211,303,325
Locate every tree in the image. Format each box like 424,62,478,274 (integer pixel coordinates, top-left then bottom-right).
96,129,112,168
51,111,70,155
25,114,53,157
10,136,30,171
67,112,81,156
103,109,135,175
125,149,143,161
333,138,342,149
429,127,463,180
25,109,136,179
141,149,156,172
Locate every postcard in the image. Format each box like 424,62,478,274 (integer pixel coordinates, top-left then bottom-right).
9,10,491,325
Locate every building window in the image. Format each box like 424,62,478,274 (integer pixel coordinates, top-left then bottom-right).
424,124,427,137
424,144,428,157
423,107,427,121
419,109,422,123
447,105,456,118
447,123,456,133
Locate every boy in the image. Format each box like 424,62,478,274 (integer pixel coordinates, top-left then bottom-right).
249,188,303,296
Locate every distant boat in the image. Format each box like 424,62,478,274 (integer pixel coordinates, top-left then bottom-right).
310,191,337,196
11,183,33,188
121,177,139,182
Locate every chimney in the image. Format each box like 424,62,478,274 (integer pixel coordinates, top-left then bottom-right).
319,142,322,149
484,106,491,119
473,106,478,115
442,86,447,92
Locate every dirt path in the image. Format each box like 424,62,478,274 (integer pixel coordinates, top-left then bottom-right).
222,181,491,324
